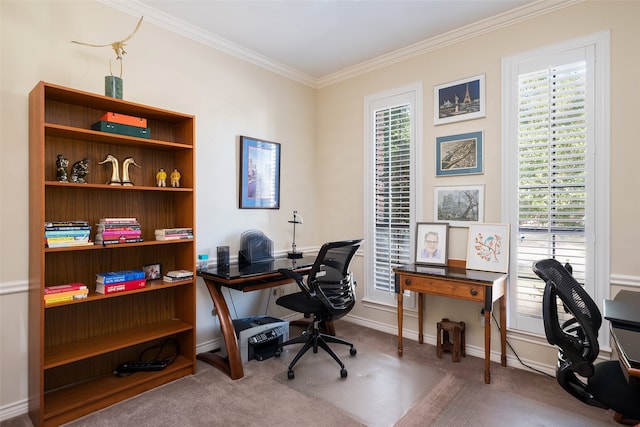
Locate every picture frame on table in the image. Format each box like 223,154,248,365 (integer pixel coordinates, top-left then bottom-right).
143,263,162,280
415,222,449,266
466,223,510,273
239,136,281,209
436,131,483,176
434,74,485,125
434,185,484,227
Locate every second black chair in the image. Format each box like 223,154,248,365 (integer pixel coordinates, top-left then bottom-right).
276,239,362,379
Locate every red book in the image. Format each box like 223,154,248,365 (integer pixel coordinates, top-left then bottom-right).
95,278,146,294
44,283,88,295
99,112,147,128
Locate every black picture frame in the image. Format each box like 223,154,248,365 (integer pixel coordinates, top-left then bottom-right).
239,136,281,209
143,263,162,280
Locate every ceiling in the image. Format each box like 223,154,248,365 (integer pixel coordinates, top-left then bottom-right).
106,0,566,85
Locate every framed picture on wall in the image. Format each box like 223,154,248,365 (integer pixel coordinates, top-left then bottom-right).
239,136,281,209
415,222,449,266
466,223,510,273
434,74,485,125
434,185,484,227
436,131,483,176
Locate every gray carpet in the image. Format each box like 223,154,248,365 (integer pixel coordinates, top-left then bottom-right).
430,381,614,427
274,346,444,427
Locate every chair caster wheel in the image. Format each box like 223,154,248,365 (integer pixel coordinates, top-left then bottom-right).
275,351,281,357
287,370,295,380
350,347,357,356
340,368,348,378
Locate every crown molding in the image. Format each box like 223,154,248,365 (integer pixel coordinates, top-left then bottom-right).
101,0,582,89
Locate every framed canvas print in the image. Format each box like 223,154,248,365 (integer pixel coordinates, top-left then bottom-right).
466,223,510,273
434,185,484,227
436,131,483,176
415,222,448,266
434,74,485,125
239,136,281,209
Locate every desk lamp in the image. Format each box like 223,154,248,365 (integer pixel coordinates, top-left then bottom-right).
287,210,303,259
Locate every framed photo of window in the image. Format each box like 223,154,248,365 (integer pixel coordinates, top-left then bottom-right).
415,222,449,266
239,136,281,209
434,185,484,228
434,74,485,125
436,131,483,176
466,223,510,273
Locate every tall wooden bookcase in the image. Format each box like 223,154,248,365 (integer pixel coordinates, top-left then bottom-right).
28,81,196,426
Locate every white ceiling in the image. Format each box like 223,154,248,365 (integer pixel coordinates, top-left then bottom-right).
105,0,568,85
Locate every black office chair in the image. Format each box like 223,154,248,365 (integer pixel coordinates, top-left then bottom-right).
276,239,362,379
532,258,640,424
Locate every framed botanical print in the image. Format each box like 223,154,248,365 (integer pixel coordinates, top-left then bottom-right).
466,223,510,273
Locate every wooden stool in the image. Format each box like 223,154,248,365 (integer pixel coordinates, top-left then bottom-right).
437,318,466,362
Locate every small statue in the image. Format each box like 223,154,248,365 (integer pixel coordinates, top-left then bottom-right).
156,168,167,187
98,154,121,185
56,154,69,182
170,168,181,188
69,158,90,183
121,157,141,186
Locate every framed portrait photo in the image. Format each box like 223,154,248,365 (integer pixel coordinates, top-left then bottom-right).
434,74,485,125
143,263,162,280
466,223,510,273
239,136,281,209
436,131,483,176
434,185,484,228
415,222,449,266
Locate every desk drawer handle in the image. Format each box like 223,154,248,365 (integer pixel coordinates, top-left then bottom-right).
405,278,412,286
470,288,478,296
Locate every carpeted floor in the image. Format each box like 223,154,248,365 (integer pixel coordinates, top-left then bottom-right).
2,320,624,426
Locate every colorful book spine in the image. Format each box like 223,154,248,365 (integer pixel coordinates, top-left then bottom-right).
45,229,91,237
95,238,144,245
96,269,145,284
100,230,142,237
44,283,87,295
95,278,146,294
44,288,89,302
99,218,138,224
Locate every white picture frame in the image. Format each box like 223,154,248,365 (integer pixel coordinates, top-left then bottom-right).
434,185,484,227
466,223,510,273
434,74,486,125
415,222,448,266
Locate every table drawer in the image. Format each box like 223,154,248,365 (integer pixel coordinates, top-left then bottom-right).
400,275,485,302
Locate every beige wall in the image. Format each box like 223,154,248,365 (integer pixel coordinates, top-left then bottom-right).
1,0,640,419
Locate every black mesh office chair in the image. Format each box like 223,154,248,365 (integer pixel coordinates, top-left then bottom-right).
276,239,362,379
532,258,640,423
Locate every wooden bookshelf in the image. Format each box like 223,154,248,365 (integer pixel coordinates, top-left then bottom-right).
28,81,196,426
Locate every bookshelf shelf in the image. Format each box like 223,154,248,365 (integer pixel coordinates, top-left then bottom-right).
29,81,196,426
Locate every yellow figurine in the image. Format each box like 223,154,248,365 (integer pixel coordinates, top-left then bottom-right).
156,168,167,187
170,168,181,188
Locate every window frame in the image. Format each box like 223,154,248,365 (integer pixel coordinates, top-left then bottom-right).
364,83,423,307
501,31,610,345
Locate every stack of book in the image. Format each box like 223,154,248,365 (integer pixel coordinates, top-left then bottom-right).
155,227,194,241
96,269,146,294
44,221,93,248
96,218,143,245
163,269,194,283
91,111,150,139
44,283,88,304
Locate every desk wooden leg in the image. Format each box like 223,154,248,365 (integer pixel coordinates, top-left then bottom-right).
418,293,424,344
196,279,244,380
500,295,507,367
484,309,492,384
397,291,404,357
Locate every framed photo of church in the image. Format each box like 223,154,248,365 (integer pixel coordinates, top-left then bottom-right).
434,74,485,125
415,222,449,266
239,136,281,209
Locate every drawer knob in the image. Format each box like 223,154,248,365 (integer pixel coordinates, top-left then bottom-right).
470,288,478,296
405,278,412,286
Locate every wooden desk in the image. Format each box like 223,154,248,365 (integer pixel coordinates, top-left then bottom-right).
394,261,507,384
608,290,640,385
196,256,316,379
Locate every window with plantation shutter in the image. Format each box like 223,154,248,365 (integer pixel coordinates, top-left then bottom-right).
502,33,610,337
364,84,422,306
